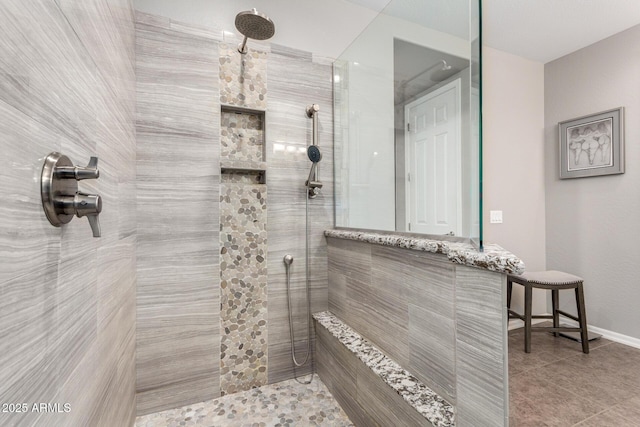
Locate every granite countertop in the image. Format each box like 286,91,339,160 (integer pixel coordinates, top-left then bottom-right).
313,311,455,427
324,229,525,275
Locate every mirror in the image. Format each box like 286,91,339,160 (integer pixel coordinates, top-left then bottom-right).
334,0,481,242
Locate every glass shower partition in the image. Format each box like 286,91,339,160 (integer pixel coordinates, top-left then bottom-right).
333,0,482,248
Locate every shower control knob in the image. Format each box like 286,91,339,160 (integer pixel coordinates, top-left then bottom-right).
55,156,100,180
57,192,102,237
41,152,103,238
72,193,102,218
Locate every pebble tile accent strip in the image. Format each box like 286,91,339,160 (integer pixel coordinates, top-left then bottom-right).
134,377,353,427
314,311,455,427
324,229,525,274
221,110,264,162
219,43,267,109
220,183,269,394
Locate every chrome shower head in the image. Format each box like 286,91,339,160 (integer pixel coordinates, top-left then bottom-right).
430,60,458,82
235,8,275,54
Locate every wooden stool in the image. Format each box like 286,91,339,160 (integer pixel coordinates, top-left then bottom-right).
507,270,589,354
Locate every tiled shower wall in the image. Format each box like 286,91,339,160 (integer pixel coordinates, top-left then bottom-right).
135,12,333,414
0,1,137,426
265,45,334,384
135,13,220,414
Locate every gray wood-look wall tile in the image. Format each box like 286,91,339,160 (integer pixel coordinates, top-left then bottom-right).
326,238,510,425
327,268,348,321
327,237,372,282
455,266,509,427
369,247,458,403
266,50,333,384
372,246,455,319
409,304,456,404
315,324,378,427
135,12,220,415
356,362,432,426
268,339,316,384
0,0,136,425
315,325,358,396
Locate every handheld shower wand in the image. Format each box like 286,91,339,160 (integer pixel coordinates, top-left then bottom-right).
305,104,322,198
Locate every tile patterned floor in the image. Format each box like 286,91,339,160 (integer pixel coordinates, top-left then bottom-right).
135,376,353,427
137,326,640,427
509,323,640,426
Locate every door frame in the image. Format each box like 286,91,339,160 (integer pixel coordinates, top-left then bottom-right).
404,78,462,235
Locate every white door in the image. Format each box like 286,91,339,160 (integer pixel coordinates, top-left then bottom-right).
405,79,461,235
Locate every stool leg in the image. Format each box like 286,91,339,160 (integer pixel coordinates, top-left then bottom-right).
525,284,532,353
507,279,513,309
575,283,589,354
552,289,560,337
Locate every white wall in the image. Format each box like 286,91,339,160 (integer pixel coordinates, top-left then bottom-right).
545,24,640,340
483,47,547,315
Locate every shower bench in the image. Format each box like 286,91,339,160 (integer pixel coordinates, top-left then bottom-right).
318,230,524,427
314,311,454,426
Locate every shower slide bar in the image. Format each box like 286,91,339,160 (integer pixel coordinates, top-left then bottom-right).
305,104,322,198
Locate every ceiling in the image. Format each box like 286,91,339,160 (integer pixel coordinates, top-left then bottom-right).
352,0,640,63
133,0,640,63
478,0,640,63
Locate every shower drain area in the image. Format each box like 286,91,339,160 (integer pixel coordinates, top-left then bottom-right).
134,377,353,427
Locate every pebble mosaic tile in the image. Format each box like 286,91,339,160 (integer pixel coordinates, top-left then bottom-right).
219,43,268,110
221,110,264,162
134,377,353,427
220,183,269,394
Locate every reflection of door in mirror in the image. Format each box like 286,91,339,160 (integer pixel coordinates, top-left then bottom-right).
405,79,461,235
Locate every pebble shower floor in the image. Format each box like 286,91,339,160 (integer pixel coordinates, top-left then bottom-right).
135,377,353,427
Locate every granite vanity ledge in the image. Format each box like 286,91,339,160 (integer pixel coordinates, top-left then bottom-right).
324,229,525,275
313,311,455,427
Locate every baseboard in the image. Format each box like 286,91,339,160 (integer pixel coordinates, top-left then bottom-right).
563,320,640,350
510,316,640,350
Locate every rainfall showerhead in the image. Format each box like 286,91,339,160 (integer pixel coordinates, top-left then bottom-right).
429,60,458,82
235,8,275,54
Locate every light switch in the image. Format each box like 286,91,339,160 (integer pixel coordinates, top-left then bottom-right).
490,210,503,224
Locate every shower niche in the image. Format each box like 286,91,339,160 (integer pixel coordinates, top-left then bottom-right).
220,106,266,183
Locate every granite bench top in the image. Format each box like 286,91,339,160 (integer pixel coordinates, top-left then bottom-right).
324,229,525,275
313,311,455,427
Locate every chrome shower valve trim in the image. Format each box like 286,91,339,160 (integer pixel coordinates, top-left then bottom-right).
41,152,102,237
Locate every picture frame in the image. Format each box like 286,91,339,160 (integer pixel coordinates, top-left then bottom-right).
559,107,624,179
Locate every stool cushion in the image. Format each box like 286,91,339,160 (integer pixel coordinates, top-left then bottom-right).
510,270,583,286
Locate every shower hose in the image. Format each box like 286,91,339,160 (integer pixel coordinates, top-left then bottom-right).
284,181,314,382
